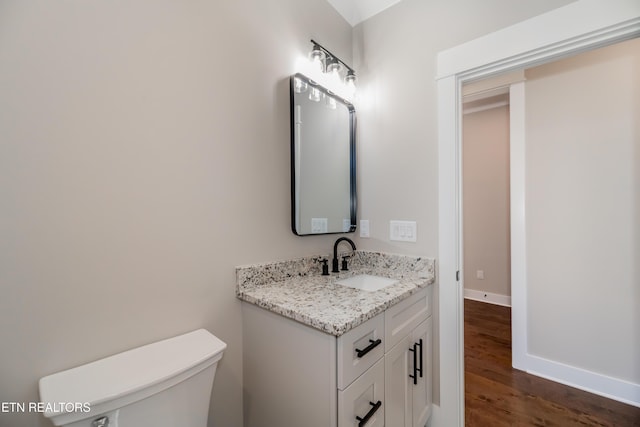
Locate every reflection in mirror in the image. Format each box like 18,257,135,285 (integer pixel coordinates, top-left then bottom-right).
290,73,356,235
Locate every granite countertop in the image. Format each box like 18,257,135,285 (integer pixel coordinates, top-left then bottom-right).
236,251,435,336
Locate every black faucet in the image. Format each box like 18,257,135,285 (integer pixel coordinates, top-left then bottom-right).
332,237,356,273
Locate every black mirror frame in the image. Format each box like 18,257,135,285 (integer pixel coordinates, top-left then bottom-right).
290,73,357,236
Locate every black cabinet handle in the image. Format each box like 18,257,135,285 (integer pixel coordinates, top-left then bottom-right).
417,338,423,378
356,400,382,427
355,339,381,358
409,343,418,385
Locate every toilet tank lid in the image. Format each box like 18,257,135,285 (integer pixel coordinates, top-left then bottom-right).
38,329,226,418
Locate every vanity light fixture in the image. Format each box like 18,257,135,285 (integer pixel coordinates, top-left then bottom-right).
326,56,342,74
309,43,326,73
309,39,357,95
344,70,356,94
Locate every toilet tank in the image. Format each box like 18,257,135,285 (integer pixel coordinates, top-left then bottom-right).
39,329,226,427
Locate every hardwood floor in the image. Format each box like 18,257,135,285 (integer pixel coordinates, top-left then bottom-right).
464,299,640,426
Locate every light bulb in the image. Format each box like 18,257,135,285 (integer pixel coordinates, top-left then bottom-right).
325,57,342,89
345,71,356,90
309,45,326,73
344,71,357,98
326,58,342,75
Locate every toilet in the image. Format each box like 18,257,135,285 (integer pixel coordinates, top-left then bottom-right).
39,329,226,427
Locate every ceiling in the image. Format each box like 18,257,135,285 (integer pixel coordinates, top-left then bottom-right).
325,0,404,26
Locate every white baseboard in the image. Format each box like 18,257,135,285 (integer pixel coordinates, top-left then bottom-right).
464,289,640,407
525,353,640,408
464,288,511,307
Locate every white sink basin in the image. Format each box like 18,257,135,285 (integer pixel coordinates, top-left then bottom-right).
335,274,398,292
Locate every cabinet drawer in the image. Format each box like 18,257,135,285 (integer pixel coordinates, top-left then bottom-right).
338,357,385,427
384,286,431,352
337,312,384,390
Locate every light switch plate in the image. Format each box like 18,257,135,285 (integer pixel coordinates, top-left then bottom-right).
360,220,370,238
390,220,417,242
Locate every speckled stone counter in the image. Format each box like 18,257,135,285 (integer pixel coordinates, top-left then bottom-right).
236,251,435,336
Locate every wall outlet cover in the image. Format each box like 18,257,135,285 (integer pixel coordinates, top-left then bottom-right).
390,220,417,242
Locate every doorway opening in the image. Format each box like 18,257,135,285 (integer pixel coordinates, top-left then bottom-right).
461,78,513,308
461,39,640,427
436,5,640,423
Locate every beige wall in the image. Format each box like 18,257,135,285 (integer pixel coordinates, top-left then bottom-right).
351,0,575,403
463,106,511,298
525,37,640,384
0,1,351,426
351,0,573,257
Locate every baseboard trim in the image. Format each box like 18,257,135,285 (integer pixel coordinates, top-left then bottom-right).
525,353,640,408
464,288,511,307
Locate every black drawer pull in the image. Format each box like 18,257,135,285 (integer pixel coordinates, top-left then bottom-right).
356,400,382,427
409,343,418,385
417,338,423,378
355,339,382,358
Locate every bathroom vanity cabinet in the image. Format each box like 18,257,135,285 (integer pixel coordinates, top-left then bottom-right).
242,285,432,427
384,296,433,427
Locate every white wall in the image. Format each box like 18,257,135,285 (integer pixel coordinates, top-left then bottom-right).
351,0,576,404
525,37,640,387
463,106,511,301
0,1,352,426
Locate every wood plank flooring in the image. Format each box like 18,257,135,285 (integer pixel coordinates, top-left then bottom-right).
464,299,640,426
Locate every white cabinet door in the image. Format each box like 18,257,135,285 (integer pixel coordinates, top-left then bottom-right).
384,317,433,427
338,358,385,427
384,334,413,427
412,317,432,427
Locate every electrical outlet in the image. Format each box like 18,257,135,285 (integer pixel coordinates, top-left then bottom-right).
476,270,484,280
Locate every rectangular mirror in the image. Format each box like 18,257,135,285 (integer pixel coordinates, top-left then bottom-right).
290,73,356,235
